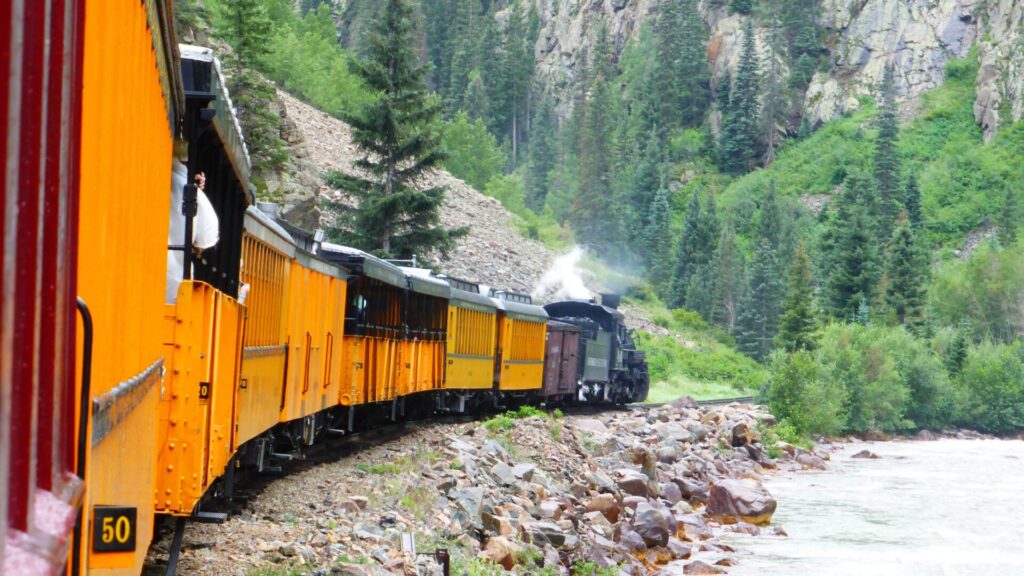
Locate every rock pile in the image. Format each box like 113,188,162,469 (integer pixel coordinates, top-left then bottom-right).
154,399,836,575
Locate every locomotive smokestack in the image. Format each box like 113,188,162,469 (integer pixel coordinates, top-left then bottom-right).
600,293,621,309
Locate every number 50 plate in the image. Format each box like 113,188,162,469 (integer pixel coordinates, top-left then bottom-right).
92,506,137,552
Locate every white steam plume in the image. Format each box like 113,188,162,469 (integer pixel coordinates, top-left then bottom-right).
532,246,593,302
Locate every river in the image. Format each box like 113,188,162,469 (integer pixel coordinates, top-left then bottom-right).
718,439,1024,576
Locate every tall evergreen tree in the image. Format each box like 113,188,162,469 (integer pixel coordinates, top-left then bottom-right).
874,64,902,237
571,51,619,251
884,215,929,328
339,0,464,257
757,180,783,251
221,0,273,68
760,17,787,164
669,189,706,308
686,193,720,320
644,189,674,289
730,0,753,14
462,70,490,121
712,223,745,330
720,19,763,173
494,0,537,164
903,172,923,229
651,0,709,136
525,95,556,211
818,170,883,318
447,0,482,111
996,188,1019,248
776,242,816,352
736,239,783,361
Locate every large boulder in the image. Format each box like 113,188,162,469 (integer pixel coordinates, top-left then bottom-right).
708,479,777,525
633,501,672,548
585,493,620,523
479,536,522,570
672,477,709,504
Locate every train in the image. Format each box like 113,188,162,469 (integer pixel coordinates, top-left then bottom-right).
0,2,648,575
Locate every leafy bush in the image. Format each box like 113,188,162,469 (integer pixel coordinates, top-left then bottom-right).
930,245,1024,344
957,342,1024,434
766,350,846,435
769,323,956,435
443,112,506,190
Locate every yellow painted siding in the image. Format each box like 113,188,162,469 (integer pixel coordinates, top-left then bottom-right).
444,305,497,390
496,317,546,391
76,0,173,571
156,282,243,517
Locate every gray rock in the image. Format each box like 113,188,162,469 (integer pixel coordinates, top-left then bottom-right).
450,487,485,522
522,520,566,547
660,481,682,505
617,474,651,498
490,462,517,486
511,463,536,481
633,501,671,547
708,479,778,525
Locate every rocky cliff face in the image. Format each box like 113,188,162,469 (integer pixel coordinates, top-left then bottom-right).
530,0,1024,138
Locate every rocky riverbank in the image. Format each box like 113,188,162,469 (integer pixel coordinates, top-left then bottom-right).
151,400,838,575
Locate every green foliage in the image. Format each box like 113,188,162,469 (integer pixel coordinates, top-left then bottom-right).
735,239,783,361
442,112,506,190
766,349,845,435
526,96,558,211
335,0,465,258
216,0,273,68
775,243,816,352
729,0,753,14
711,222,745,330
873,64,903,238
651,0,709,134
719,19,763,173
669,190,718,307
884,216,929,328
572,561,621,576
819,170,883,320
957,342,1024,434
644,189,674,289
930,245,1024,343
636,327,767,397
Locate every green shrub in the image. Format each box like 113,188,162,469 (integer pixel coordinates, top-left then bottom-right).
442,112,506,190
931,245,1024,344
957,342,1024,434
766,349,846,435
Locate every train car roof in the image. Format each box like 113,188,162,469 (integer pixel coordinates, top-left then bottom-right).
492,294,548,322
544,300,624,331
179,44,252,194
318,242,406,288
244,206,297,257
400,267,451,299
547,319,581,332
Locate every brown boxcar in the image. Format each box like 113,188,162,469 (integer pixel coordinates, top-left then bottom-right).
541,321,581,401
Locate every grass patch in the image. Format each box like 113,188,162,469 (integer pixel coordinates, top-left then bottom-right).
646,374,749,404
355,463,400,475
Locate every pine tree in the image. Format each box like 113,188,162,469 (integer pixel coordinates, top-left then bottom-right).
822,201,882,320
874,64,902,238
884,214,929,328
758,180,783,251
525,95,556,211
735,239,783,362
462,70,490,122
221,0,273,68
945,323,969,377
669,190,705,308
571,58,619,251
651,0,709,135
761,17,787,164
903,172,923,229
501,0,535,164
447,0,481,111
339,0,464,257
730,0,753,14
775,242,816,352
720,19,763,174
686,193,720,320
644,189,674,288
996,189,1019,248
712,223,745,330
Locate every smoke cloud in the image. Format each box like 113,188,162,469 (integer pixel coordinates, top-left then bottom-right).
532,246,593,302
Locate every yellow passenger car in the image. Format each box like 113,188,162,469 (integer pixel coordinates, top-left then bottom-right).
443,278,498,391
491,292,548,392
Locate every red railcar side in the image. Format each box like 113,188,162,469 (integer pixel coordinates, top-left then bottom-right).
2,0,87,574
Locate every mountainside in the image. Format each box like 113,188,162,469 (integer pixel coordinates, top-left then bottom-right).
530,0,1023,137
276,91,556,292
